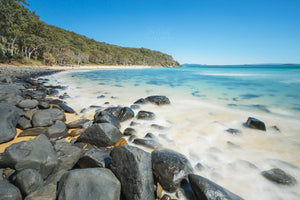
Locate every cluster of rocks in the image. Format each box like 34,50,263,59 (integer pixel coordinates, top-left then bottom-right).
0,67,297,200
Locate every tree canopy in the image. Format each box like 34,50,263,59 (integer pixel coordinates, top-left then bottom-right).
0,0,179,66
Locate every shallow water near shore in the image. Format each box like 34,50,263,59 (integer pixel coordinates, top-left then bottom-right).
47,66,300,200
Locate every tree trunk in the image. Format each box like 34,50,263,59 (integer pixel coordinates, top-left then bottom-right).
10,36,17,57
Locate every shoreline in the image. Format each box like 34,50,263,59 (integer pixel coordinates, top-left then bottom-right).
0,64,166,71
0,66,299,200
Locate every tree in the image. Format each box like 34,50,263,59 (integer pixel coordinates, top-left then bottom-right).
43,52,55,65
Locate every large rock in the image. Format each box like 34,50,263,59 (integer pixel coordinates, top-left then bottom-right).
104,107,123,118
188,174,244,200
0,134,58,179
145,95,171,105
77,123,122,147
261,168,297,185
54,142,82,171
110,145,155,200
137,110,155,120
0,181,22,200
134,98,149,105
152,149,193,192
25,170,66,200
17,117,32,130
77,147,111,168
246,117,266,131
18,127,48,137
15,169,43,196
17,100,39,109
0,103,22,144
47,120,68,140
93,111,120,129
117,107,134,122
57,168,121,200
32,108,65,127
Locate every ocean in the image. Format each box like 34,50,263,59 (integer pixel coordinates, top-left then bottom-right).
48,66,300,200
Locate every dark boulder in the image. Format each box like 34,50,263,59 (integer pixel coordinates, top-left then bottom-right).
17,116,32,130
117,106,134,122
67,119,90,129
32,108,65,127
137,110,155,120
77,147,111,168
246,117,266,131
54,142,82,171
77,123,122,147
57,103,76,114
152,149,193,192
57,168,121,200
110,145,155,200
93,111,120,129
0,181,22,200
47,120,68,140
123,127,136,136
0,103,22,144
104,106,123,118
261,168,297,185
24,170,67,200
15,169,43,197
188,174,244,200
133,138,161,149
145,95,171,105
0,134,58,179
18,127,48,137
134,98,149,105
17,100,39,109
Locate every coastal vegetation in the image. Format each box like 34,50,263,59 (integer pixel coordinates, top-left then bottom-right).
0,0,179,66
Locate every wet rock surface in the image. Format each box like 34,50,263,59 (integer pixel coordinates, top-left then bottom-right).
93,111,120,128
188,174,244,200
261,168,297,185
77,123,122,147
32,108,65,127
0,103,22,144
15,169,43,197
246,117,266,131
137,110,155,120
152,149,193,192
0,134,58,179
0,181,22,200
77,147,111,168
110,145,155,200
57,168,121,200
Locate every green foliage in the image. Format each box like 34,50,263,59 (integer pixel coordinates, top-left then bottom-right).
0,0,179,66
43,52,55,65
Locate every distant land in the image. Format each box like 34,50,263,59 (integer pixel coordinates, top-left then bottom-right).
0,0,179,67
182,63,300,67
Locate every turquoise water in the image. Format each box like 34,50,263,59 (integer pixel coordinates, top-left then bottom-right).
50,66,300,200
66,66,300,119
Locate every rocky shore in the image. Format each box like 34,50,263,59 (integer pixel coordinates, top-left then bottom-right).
0,66,297,200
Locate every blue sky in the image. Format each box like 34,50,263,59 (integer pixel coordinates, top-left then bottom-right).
27,0,300,65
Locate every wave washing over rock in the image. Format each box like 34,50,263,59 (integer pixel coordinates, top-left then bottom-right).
0,66,299,200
